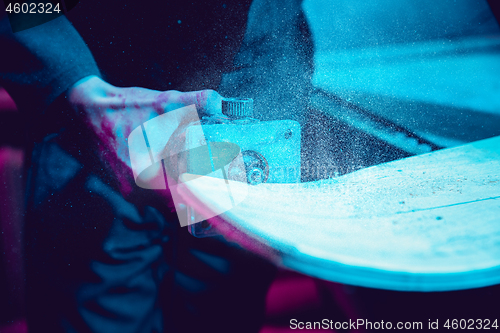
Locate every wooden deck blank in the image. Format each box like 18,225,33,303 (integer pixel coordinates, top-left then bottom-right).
178,136,500,291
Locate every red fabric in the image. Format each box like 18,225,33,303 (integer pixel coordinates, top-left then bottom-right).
260,269,363,333
0,319,27,333
0,88,17,111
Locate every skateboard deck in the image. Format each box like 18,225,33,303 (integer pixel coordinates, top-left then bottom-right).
177,136,500,292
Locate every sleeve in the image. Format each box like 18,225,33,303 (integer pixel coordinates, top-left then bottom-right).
0,12,101,113
218,0,313,124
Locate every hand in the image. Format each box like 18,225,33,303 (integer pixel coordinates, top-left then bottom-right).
68,75,223,169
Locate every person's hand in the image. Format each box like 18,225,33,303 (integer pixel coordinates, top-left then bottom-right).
68,75,223,169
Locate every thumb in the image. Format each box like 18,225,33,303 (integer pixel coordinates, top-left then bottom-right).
175,89,223,117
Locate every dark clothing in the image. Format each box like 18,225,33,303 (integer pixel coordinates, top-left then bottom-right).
0,11,99,115
65,1,253,91
25,131,275,333
0,1,313,332
219,0,314,124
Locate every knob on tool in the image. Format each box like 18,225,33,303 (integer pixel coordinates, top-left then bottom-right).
187,96,301,238
222,98,254,118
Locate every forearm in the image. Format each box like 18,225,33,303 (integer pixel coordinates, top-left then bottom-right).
0,14,100,113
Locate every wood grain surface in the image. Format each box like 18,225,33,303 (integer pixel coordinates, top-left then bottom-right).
178,136,500,291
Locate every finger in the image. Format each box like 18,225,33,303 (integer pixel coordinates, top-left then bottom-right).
176,90,223,116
